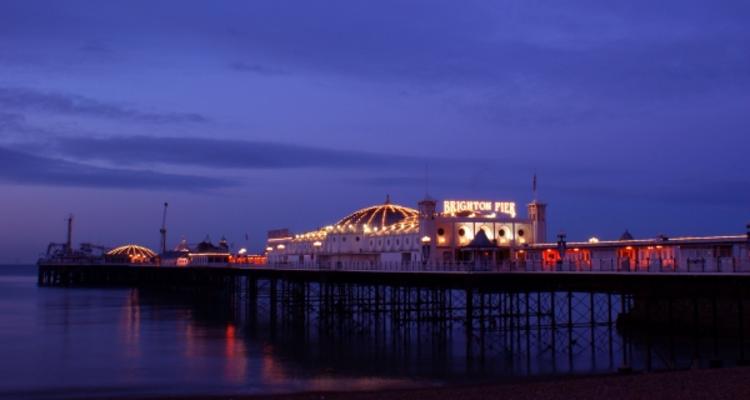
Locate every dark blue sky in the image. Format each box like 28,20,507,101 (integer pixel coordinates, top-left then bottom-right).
1,1,748,262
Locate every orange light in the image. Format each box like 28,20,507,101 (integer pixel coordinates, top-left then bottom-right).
573,248,580,252
626,246,633,250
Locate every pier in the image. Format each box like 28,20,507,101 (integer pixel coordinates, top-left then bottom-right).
36,207,750,376
38,261,750,373
36,261,750,294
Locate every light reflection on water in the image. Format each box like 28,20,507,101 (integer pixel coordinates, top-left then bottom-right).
1,265,746,399
0,266,425,399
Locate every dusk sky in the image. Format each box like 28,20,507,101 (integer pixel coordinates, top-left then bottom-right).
1,1,748,262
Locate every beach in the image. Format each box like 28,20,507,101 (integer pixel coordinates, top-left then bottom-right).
136,367,750,400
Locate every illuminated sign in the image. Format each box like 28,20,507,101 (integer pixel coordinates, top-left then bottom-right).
443,200,517,218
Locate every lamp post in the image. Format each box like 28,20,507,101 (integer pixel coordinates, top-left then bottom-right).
421,235,432,267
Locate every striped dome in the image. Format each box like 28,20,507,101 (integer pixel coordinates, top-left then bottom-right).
337,196,418,229
106,244,157,259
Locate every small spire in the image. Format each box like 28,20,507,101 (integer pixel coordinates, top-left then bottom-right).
385,194,391,204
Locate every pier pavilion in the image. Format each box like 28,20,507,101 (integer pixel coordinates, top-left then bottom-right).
266,195,750,273
265,196,545,268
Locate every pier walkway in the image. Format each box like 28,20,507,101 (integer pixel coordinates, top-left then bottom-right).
37,258,750,296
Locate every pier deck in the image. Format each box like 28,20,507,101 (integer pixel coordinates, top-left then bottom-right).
37,262,750,296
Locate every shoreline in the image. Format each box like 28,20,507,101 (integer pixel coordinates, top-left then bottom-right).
123,367,750,400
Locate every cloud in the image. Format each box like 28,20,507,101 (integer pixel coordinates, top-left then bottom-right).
78,42,110,54
0,146,234,190
51,135,440,170
0,87,210,124
352,176,428,187
551,179,750,207
0,112,51,139
230,62,289,76
48,136,637,187
215,1,750,94
0,112,25,131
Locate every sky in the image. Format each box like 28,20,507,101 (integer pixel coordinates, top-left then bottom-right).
0,1,748,262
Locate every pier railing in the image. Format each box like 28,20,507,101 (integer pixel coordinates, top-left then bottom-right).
38,256,750,274
264,257,750,274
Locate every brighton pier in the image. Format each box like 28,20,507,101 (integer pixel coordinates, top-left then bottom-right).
37,195,750,372
37,195,750,275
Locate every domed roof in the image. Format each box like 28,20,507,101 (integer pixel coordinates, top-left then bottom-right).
336,195,418,229
106,244,157,258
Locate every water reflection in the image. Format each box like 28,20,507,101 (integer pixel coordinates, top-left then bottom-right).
1,266,748,399
224,323,248,383
119,290,140,359
133,279,750,382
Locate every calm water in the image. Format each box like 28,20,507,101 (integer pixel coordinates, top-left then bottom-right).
1,265,745,399
0,266,425,399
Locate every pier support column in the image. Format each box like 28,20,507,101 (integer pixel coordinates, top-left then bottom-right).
619,294,633,373
248,277,258,328
739,297,748,366
709,294,723,368
466,287,474,361
269,278,278,336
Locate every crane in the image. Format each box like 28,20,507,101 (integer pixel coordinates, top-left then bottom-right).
160,202,168,254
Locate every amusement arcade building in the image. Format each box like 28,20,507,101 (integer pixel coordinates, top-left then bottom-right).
266,196,547,267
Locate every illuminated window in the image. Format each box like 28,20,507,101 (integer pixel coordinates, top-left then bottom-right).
517,229,525,237
498,229,506,237
458,228,466,237
437,228,445,236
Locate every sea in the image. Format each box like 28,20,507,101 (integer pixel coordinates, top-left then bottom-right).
0,265,742,399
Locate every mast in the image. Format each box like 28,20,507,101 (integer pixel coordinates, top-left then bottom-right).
160,202,168,254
